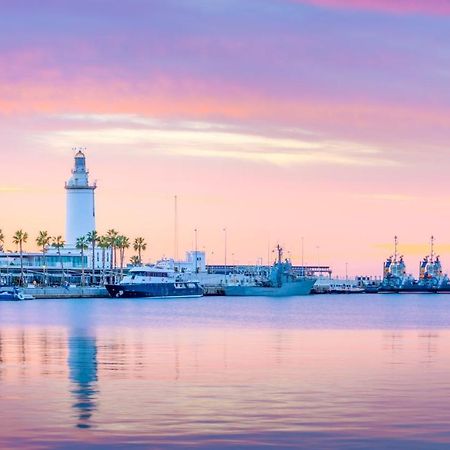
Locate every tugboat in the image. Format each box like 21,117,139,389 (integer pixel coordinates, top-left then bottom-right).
421,236,450,293
224,245,316,297
417,236,441,292
105,263,203,299
377,236,432,293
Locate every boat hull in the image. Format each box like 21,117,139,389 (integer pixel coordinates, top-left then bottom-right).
224,278,316,297
105,282,203,299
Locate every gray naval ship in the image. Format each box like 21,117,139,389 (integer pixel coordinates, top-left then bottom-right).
224,245,317,297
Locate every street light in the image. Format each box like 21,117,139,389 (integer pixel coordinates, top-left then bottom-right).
223,228,227,280
194,228,198,273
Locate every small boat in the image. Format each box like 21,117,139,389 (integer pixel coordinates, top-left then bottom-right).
0,289,35,301
0,291,18,301
105,264,203,299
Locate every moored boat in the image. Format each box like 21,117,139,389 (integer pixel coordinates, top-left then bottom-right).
377,236,450,294
105,264,203,299
224,245,316,297
0,289,35,301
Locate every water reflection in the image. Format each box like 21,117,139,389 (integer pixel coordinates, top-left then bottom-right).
2,295,450,448
68,332,98,429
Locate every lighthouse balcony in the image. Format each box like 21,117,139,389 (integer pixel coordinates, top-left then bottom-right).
65,181,97,189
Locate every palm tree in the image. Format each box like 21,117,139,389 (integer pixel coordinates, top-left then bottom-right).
106,229,119,275
51,236,65,286
76,236,89,286
97,235,110,284
12,229,28,286
116,235,130,278
130,255,140,266
86,230,99,285
133,237,147,265
0,229,4,252
36,230,51,285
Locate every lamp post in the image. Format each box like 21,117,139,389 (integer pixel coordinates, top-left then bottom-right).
223,228,227,281
194,228,198,273
301,236,304,274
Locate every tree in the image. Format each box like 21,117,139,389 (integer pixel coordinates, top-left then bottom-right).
130,255,140,266
36,230,51,285
76,236,89,286
133,237,147,265
86,230,99,285
97,235,110,284
106,229,119,273
116,235,130,278
12,229,28,286
51,236,65,286
0,229,4,252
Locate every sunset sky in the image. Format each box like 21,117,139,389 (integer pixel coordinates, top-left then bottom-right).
1,0,450,276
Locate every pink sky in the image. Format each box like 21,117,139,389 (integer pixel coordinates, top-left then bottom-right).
1,0,450,276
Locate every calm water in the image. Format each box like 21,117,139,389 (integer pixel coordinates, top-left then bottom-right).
2,294,450,449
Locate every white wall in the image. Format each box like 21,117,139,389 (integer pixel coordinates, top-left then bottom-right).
65,188,95,246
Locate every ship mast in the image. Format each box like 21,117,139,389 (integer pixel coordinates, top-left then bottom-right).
276,244,283,265
430,235,435,263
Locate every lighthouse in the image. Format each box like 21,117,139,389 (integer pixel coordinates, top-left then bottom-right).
65,149,96,246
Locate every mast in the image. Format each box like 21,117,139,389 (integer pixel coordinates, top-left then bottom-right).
276,244,283,265
430,235,435,263
394,235,398,262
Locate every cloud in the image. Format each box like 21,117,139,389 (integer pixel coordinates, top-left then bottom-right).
375,242,450,256
354,193,415,201
38,114,397,168
0,186,26,193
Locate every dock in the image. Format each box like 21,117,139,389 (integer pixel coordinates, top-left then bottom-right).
1,286,109,299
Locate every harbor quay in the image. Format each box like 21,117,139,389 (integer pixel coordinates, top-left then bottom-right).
0,257,333,298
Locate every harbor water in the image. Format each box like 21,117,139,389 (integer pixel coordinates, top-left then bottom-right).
2,294,450,449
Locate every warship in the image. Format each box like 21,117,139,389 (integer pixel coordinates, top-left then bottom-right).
224,245,316,297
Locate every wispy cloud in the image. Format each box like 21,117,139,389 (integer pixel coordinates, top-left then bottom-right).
39,114,397,168
0,186,26,193
354,193,415,202
375,242,450,255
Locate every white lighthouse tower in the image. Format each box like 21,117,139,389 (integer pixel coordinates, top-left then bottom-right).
65,149,96,246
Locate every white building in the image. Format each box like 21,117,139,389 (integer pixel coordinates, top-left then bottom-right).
65,149,96,246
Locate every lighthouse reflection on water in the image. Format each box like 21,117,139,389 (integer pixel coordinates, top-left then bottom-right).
68,331,98,429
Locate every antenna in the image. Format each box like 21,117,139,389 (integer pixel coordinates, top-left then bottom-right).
394,236,398,262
